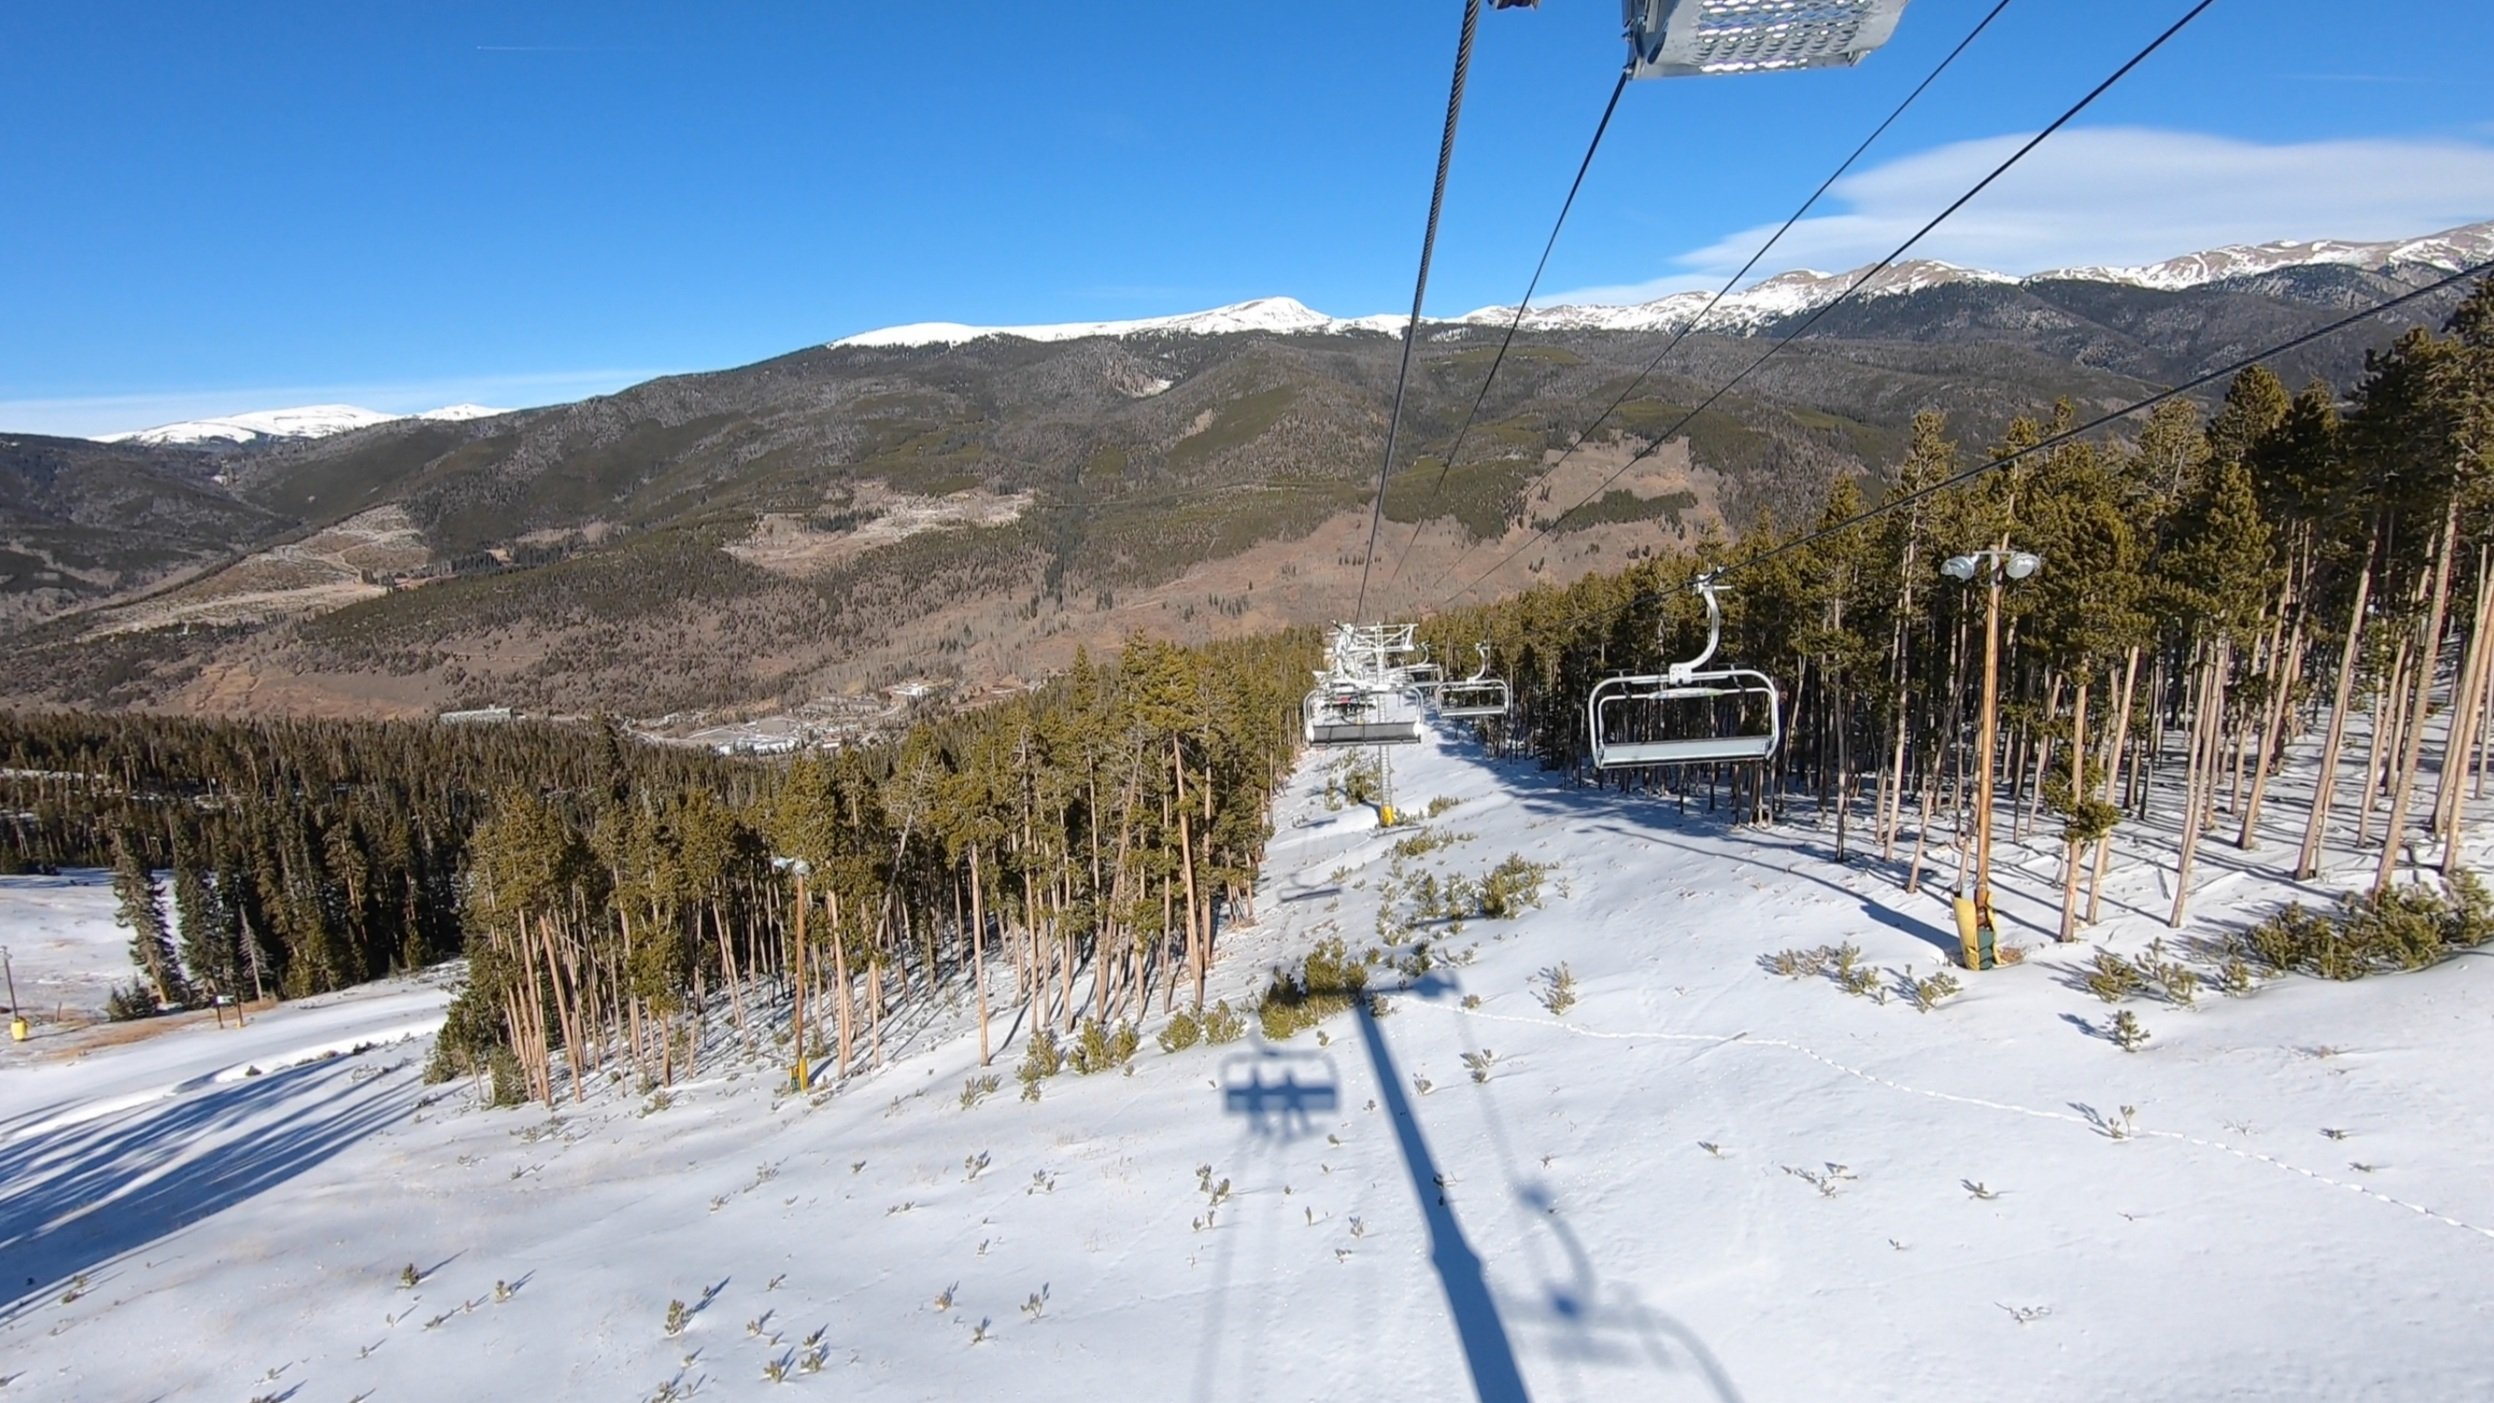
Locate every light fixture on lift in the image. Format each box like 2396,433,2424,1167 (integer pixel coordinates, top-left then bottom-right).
2004,551,2042,581
1623,0,1913,81
1940,555,1978,581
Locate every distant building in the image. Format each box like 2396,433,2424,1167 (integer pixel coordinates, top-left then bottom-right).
439,706,515,725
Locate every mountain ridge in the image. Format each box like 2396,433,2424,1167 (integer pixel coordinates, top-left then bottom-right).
98,402,511,448
833,219,2494,348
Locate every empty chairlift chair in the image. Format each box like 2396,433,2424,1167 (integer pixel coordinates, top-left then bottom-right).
1436,643,1512,721
1588,572,1783,768
1304,678,1422,748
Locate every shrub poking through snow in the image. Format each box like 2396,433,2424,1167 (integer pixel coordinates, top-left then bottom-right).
1477,854,1549,918
1535,963,1578,1016
1390,828,1469,860
1461,1049,1496,1084
2109,1009,2151,1051
2233,869,2494,980
2143,940,2200,1006
1068,1018,1140,1074
960,1074,1001,1110
664,1299,689,1337
2085,950,2144,1003
1202,1000,1247,1044
1258,938,1372,1040
1158,1008,1203,1054
1903,967,1961,1012
1017,1028,1063,1101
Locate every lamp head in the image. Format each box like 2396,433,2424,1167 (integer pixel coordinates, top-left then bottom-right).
1940,555,1978,582
2005,551,2043,581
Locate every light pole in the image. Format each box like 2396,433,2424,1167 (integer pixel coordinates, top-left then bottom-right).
1940,547,2042,970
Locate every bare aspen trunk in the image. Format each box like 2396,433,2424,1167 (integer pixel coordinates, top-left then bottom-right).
2019,672,2065,844
2302,555,2378,877
828,888,854,1078
2059,676,2090,943
2432,545,2492,866
2086,646,2142,926
2237,585,2307,850
1905,767,1935,896
2358,633,2411,848
2376,497,2463,893
2169,639,2229,929
970,843,991,1067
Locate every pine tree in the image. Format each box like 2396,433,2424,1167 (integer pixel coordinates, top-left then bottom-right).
112,831,189,1010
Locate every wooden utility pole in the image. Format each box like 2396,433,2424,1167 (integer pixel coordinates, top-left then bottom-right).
791,866,809,1091
1944,545,2039,968
1969,561,2004,966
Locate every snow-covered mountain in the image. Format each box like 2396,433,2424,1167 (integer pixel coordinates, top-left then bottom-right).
832,296,1407,348
98,401,510,447
833,220,2492,349
2040,223,2494,292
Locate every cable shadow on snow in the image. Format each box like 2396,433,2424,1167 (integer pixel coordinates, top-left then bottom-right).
0,1054,421,1325
1353,1002,1532,1403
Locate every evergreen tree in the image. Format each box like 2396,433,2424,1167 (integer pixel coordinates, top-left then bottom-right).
112,830,189,1010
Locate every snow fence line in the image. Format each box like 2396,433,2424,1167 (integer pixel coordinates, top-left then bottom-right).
1390,993,2494,1245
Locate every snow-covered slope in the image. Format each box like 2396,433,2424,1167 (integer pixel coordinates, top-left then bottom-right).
97,402,512,447
834,220,2493,349
4,701,2490,1400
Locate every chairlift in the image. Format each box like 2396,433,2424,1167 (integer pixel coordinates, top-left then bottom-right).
1304,679,1422,748
1436,643,1513,721
1621,0,1911,80
1588,571,1782,768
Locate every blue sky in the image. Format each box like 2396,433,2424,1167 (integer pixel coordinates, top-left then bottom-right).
6,1,2491,437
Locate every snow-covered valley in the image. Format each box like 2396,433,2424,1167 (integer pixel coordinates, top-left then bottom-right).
4,722,2491,1401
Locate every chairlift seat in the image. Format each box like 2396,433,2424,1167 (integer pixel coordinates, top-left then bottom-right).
1588,666,1783,769
1437,679,1512,720
1304,684,1421,748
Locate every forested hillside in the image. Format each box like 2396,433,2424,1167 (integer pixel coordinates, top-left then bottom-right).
2,259,2470,719
1424,280,2494,943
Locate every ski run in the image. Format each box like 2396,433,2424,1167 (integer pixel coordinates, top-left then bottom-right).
4,707,2492,1402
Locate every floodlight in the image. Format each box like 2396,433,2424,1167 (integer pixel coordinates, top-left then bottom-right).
1940,555,1978,582
2005,551,2042,581
1623,0,1912,81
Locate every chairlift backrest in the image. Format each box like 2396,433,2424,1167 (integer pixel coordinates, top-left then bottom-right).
1586,572,1783,767
1437,642,1512,720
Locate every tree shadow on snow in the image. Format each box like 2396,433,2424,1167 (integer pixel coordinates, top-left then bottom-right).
0,1055,421,1324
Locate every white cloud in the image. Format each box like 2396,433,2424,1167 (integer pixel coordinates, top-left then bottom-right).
0,369,672,440
1554,127,2494,305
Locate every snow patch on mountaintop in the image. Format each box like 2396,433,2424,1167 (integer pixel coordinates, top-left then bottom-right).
834,221,2490,352
832,297,1405,348
2039,220,2494,291
97,402,512,447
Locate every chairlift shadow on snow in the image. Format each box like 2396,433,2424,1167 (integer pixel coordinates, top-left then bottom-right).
1216,1047,1339,1142
0,1054,422,1325
1508,1179,1747,1402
